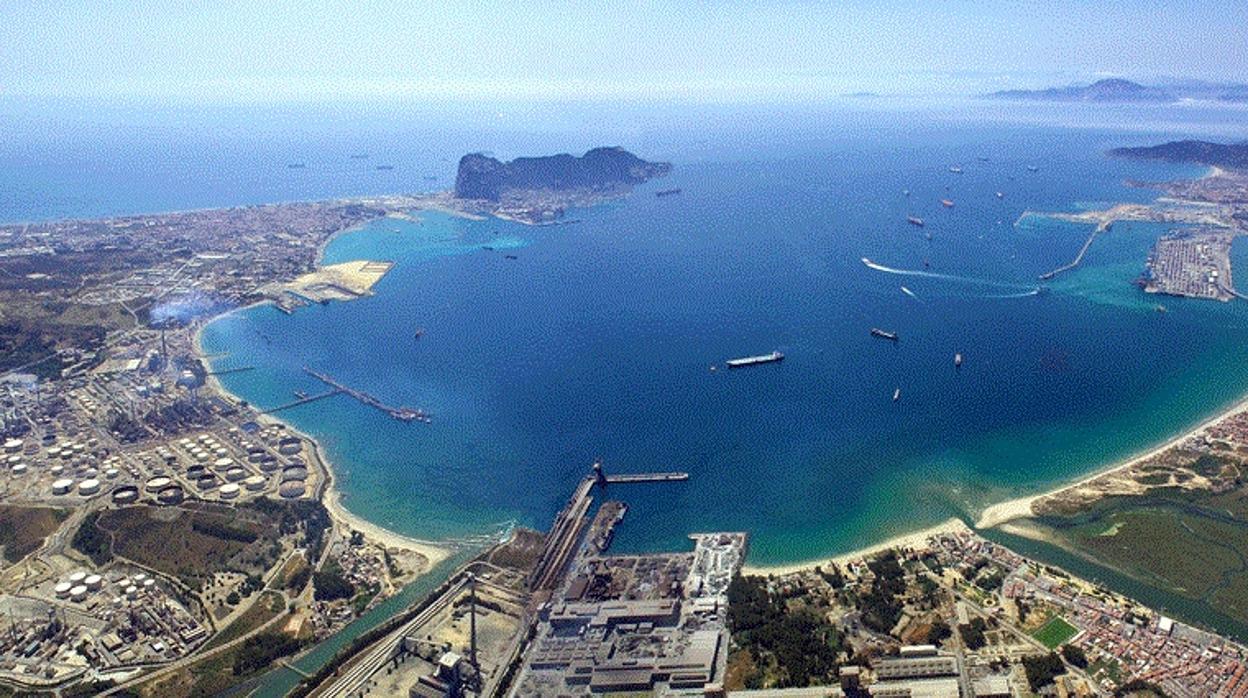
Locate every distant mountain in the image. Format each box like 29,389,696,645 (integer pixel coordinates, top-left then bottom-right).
454,147,672,201
1109,140,1248,170
985,78,1174,103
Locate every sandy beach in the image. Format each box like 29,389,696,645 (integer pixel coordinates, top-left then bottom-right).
976,393,1248,529
740,517,971,577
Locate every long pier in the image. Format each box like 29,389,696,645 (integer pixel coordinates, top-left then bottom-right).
1039,226,1102,281
302,366,430,423
207,366,255,376
260,389,340,415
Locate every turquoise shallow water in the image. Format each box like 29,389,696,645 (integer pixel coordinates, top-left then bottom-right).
195,113,1248,566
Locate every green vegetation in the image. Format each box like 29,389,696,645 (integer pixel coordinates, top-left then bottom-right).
1022,652,1066,691
959,616,990,650
1034,470,1248,629
71,511,114,565
1061,643,1089,668
857,551,906,633
233,632,306,675
89,503,282,589
726,574,844,689
1032,616,1079,649
0,505,68,563
312,563,355,601
203,591,286,651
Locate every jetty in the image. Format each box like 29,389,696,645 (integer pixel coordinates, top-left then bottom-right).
260,389,340,415
206,366,255,376
302,366,431,423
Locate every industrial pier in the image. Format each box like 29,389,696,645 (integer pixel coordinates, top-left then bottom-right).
528,463,690,595
302,366,431,423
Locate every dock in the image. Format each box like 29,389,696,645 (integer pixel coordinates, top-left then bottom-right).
530,476,596,593
302,366,430,423
530,465,690,595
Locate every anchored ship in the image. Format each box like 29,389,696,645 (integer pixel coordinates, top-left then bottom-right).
941,199,955,208
870,328,899,341
907,216,925,227
725,351,785,368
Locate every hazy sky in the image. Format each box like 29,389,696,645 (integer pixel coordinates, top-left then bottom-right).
2,0,1245,101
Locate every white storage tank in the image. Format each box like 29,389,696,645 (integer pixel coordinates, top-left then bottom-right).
52,478,74,495
70,585,88,602
243,474,266,491
145,476,172,493
69,571,87,584
79,478,101,496
85,574,103,590
54,582,72,598
218,483,240,499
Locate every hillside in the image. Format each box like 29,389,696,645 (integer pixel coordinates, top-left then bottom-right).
453,147,671,201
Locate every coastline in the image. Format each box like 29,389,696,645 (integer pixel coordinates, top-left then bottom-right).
740,517,971,576
192,317,453,568
976,392,1248,529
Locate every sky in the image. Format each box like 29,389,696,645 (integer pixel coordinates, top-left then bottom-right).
2,0,1246,102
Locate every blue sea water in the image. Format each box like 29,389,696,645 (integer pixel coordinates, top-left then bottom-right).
10,97,1248,565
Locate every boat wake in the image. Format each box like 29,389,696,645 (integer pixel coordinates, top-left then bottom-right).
862,257,1036,291
982,288,1044,299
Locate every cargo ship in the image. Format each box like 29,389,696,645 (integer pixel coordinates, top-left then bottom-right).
725,351,785,368
870,328,899,341
907,216,925,227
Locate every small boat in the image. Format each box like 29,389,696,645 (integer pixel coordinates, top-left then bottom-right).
504,254,518,260
893,388,901,402
1026,165,1039,172
414,328,425,340
482,245,495,251
996,191,1005,199
949,166,964,174
350,153,369,159
287,163,306,169
923,259,930,268
375,164,395,171
903,189,911,197
907,216,925,227
955,353,963,368
870,328,899,341
977,156,990,162
941,199,955,208
655,188,682,197
925,232,933,241
294,390,308,400
1155,304,1168,313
